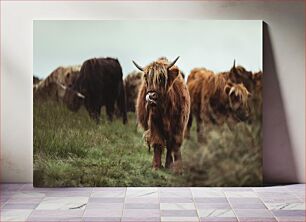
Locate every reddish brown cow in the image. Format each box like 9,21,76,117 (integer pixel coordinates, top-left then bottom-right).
134,57,190,172
186,67,251,142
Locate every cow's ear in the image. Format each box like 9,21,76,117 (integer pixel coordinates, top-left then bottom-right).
168,67,179,85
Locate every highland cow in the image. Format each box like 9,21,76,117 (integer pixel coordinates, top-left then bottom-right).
227,61,263,120
186,67,251,142
227,61,257,94
134,57,190,172
64,57,128,124
33,65,82,101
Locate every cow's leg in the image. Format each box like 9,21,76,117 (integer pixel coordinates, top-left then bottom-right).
185,113,193,139
196,116,205,143
85,101,100,124
152,144,162,170
165,141,173,169
94,105,101,124
117,81,128,124
197,122,205,143
172,147,183,174
106,102,115,122
90,107,101,124
173,150,182,162
165,149,173,169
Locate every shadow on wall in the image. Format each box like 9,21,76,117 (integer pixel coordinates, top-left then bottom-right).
263,22,297,184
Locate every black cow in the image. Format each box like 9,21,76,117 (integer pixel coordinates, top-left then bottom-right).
63,57,127,124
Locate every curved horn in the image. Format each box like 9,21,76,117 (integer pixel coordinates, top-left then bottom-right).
77,92,85,99
167,56,180,69
232,59,236,68
132,60,144,71
58,82,67,90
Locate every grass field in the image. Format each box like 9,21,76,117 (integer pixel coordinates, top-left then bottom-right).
34,100,262,187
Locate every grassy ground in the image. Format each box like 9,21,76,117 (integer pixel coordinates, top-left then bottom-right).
34,100,262,187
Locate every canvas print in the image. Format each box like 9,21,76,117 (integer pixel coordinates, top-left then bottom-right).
33,20,262,187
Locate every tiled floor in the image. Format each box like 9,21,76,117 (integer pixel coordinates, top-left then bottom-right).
0,184,304,222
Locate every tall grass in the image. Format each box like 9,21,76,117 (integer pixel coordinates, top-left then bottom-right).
182,123,262,186
34,100,262,187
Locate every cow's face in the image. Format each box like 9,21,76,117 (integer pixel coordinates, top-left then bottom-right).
133,57,180,109
229,61,254,93
61,84,85,112
65,70,80,87
225,83,251,121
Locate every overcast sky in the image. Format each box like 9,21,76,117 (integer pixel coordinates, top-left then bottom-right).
34,20,262,78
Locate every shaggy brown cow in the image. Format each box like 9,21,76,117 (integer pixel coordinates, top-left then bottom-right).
186,67,251,142
124,71,142,112
134,57,190,172
227,61,256,93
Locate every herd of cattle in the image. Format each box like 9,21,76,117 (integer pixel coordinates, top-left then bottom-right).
34,57,262,172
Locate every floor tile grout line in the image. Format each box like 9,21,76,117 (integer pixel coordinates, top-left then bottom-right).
0,185,24,209
120,187,127,222
80,187,93,221
0,197,10,208
224,188,240,222
20,186,47,221
158,187,161,222
253,187,280,222
190,187,200,222
288,188,305,202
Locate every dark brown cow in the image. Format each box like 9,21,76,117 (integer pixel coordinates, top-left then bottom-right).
64,57,127,124
227,61,263,120
186,67,251,142
134,57,190,172
227,61,255,93
124,71,142,112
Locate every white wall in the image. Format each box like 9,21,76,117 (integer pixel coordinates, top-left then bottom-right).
1,1,304,184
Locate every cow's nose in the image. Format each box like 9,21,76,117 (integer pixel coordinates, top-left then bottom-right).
149,92,157,100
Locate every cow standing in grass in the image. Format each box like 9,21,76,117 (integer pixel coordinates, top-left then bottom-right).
186,67,251,142
134,57,190,172
63,57,128,124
